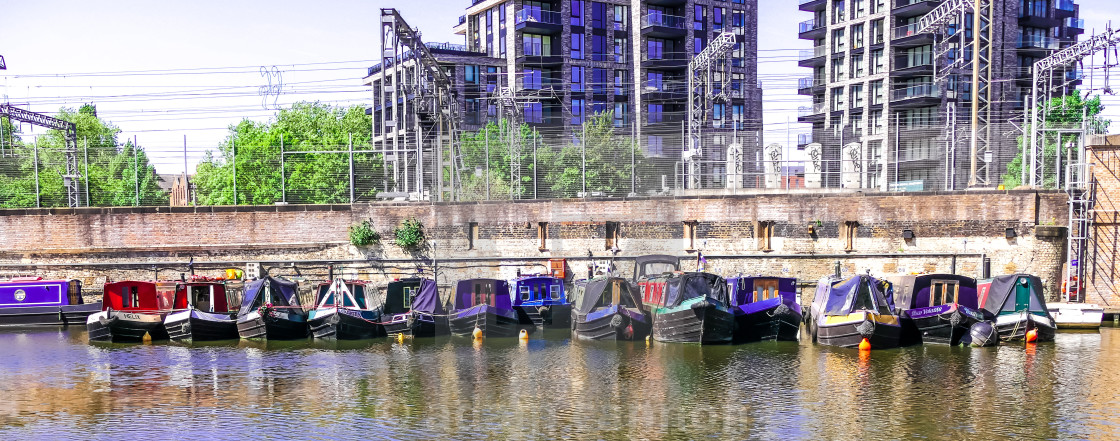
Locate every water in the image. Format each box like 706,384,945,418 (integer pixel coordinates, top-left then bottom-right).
0,327,1118,440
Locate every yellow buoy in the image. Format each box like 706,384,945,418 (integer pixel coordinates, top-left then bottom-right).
519,329,529,340
396,333,405,343
472,327,483,340
858,337,871,352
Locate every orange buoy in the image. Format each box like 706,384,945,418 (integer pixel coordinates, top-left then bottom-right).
623,324,634,340
472,327,483,340
1026,329,1038,343
858,337,871,351
519,329,529,340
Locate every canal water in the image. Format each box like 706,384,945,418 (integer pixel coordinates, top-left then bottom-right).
0,327,1117,440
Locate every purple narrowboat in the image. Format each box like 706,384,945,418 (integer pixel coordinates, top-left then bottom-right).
0,277,100,327
448,279,520,338
726,276,802,342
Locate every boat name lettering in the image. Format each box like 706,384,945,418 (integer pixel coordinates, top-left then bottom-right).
910,305,950,316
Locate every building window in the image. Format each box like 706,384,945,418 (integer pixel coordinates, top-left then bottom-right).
468,222,479,250
852,0,866,19
614,70,627,95
851,112,864,136
843,221,859,251
732,105,744,130
693,5,705,31
572,33,584,59
870,80,884,105
851,23,864,50
831,87,845,112
871,19,884,44
523,68,542,89
713,7,724,31
572,99,585,124
713,103,725,129
592,34,608,61
524,102,543,123
832,29,846,53
850,83,864,109
648,135,664,156
870,110,884,135
647,38,665,59
647,70,663,91
523,34,551,56
572,66,584,92
613,5,627,31
832,0,846,23
757,221,775,252
684,221,699,251
614,37,627,63
591,1,607,29
592,68,609,94
465,65,479,84
571,0,584,26
694,37,706,54
538,222,549,251
851,53,864,78
648,104,663,124
870,49,883,74
605,221,620,250
614,103,628,127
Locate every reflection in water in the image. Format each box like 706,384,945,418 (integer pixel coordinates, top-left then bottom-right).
0,327,1117,439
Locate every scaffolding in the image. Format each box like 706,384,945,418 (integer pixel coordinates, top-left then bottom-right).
376,8,463,201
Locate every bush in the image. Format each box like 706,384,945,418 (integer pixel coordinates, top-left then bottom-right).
349,220,380,247
393,218,426,251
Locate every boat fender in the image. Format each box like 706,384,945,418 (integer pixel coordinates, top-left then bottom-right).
58,307,63,322
858,338,871,351
949,311,963,328
610,314,628,329
855,320,876,339
969,321,998,347
773,303,792,317
691,300,711,311
1026,329,1038,343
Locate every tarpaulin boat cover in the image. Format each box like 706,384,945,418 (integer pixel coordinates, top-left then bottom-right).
891,274,978,311
659,272,729,308
575,277,644,315
633,255,679,281
980,274,1047,314
726,277,798,307
412,279,444,315
813,275,895,315
453,279,512,310
238,276,300,316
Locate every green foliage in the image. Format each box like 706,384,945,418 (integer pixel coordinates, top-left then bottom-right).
392,218,426,251
1002,94,1109,189
545,111,650,198
349,220,381,247
193,101,380,205
0,104,167,208
455,119,542,201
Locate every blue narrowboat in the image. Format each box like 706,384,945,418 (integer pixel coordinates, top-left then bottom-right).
448,278,520,338
308,279,385,340
571,277,651,341
892,274,984,346
511,275,571,328
236,276,308,340
383,278,449,337
726,276,802,342
809,275,902,350
0,277,100,327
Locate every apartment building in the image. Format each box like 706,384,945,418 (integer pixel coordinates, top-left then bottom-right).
797,0,1083,190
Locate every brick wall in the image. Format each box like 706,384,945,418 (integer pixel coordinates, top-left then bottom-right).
0,190,1069,302
1087,135,1120,307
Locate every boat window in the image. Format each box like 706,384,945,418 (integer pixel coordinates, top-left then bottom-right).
192,286,211,312
520,286,531,301
852,282,877,313
403,287,414,309
929,280,959,307
68,281,83,305
129,286,139,309
643,262,676,277
664,281,681,306
353,285,368,309
550,285,561,300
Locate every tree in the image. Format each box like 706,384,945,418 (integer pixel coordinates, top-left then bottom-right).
1002,94,1109,189
193,102,379,205
455,119,542,201
0,104,166,208
545,111,650,198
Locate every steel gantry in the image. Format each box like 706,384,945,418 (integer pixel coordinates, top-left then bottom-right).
376,8,463,201
917,0,994,188
685,31,737,190
0,104,81,207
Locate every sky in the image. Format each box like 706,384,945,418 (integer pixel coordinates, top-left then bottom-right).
2,0,1120,175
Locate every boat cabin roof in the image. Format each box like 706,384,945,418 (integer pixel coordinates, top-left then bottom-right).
890,274,978,311
453,278,511,310
574,277,644,314
812,275,895,316
642,272,729,308
978,274,1048,315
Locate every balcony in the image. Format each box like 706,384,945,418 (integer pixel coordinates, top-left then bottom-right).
641,52,688,70
1018,34,1060,55
893,0,940,18
642,82,687,101
797,102,828,123
517,45,564,66
515,9,563,33
1019,10,1060,28
797,76,825,95
1057,0,1077,16
1066,17,1085,30
641,13,688,38
893,55,933,77
799,18,826,39
891,83,941,108
799,0,826,12
893,23,934,47
797,132,814,147
798,45,827,67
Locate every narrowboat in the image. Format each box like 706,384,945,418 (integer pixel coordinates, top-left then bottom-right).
448,278,520,338
726,276,802,342
978,274,1056,343
633,255,680,315
236,276,308,340
571,277,651,341
1048,302,1105,329
383,278,449,338
809,275,901,350
511,275,571,328
0,277,100,326
164,278,239,342
87,281,174,343
308,279,384,340
641,272,734,344
892,274,984,346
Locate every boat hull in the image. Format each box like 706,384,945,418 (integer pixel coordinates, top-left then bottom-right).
1049,303,1105,329
905,304,984,345
574,306,651,341
308,308,384,340
0,302,102,327
732,301,802,343
164,310,238,342
815,312,901,349
449,305,520,338
994,312,1056,343
86,310,167,343
515,304,573,329
384,312,449,338
237,311,309,340
651,299,734,344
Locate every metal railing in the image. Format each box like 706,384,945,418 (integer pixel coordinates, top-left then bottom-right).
891,83,939,101
642,13,687,30
798,45,827,61
799,18,822,33
893,23,923,40
1018,34,1060,50
516,9,563,26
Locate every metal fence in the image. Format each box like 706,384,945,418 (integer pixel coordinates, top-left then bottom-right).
0,119,1108,208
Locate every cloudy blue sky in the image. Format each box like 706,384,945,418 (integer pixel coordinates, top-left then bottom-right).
2,0,1119,173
